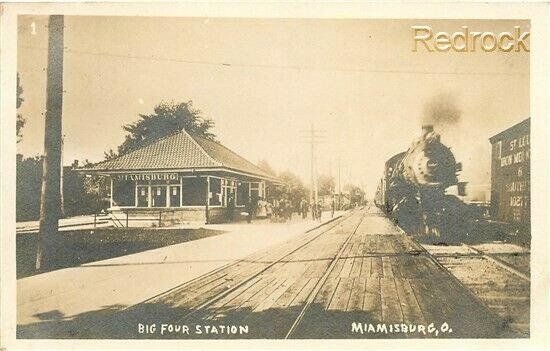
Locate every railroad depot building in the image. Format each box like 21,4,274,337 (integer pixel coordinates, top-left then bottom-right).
489,118,530,234
80,130,280,225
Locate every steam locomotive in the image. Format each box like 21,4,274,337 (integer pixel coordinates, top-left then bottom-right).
375,126,477,241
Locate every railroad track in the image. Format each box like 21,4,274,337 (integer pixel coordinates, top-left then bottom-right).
421,240,530,336
122,209,357,313
376,215,531,337
86,209,368,339
284,210,366,338
461,243,530,281
52,207,520,339
171,209,367,338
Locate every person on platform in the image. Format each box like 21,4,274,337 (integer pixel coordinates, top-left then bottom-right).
226,194,235,222
331,196,336,218
256,197,267,219
266,200,273,219
316,200,323,222
285,199,293,221
281,197,287,219
272,198,280,219
246,196,255,224
300,198,308,219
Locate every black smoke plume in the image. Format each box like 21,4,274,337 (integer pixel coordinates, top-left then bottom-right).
422,93,462,126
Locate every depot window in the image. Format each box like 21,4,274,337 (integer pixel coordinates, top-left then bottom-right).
209,177,222,206
134,179,181,208
249,182,265,200
222,179,237,207
112,179,135,207
237,182,250,206
182,177,205,206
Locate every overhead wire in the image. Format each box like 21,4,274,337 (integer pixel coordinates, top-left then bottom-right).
17,45,527,77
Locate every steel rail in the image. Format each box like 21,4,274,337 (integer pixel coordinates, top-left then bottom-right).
168,209,361,324
112,211,352,317
284,211,367,338
462,244,530,282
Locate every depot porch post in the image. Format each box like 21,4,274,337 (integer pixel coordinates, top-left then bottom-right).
205,176,210,224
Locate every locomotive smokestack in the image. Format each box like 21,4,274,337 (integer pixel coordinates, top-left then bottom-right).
421,124,440,142
421,125,434,137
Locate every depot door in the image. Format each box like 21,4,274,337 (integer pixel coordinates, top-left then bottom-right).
152,186,167,207
137,186,149,207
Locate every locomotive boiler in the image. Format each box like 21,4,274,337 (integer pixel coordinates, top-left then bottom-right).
375,126,475,241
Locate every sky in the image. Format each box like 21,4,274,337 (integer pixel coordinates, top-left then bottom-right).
16,16,530,199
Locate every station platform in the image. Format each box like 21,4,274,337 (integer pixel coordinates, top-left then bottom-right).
17,207,522,339
16,210,345,333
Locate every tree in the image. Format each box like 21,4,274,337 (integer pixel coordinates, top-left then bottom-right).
16,154,43,221
318,175,335,196
16,158,109,221
17,73,25,142
257,159,277,177
63,161,111,216
271,171,308,209
103,149,118,161
115,100,216,156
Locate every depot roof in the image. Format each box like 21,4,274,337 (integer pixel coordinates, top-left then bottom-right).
81,129,278,181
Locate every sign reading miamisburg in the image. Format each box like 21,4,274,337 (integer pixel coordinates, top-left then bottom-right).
113,173,179,181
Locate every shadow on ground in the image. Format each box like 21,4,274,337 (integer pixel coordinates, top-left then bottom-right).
402,220,530,248
18,298,523,339
17,228,226,279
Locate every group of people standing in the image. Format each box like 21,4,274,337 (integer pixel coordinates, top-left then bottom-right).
240,196,336,224
299,198,335,221
269,198,294,220
243,196,292,223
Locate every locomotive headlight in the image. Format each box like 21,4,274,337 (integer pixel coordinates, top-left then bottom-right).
427,160,438,169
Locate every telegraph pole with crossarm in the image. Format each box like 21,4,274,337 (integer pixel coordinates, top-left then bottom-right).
299,124,326,207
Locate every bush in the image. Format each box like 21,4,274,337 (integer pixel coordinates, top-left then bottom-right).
16,154,42,221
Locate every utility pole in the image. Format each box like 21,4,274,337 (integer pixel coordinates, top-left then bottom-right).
60,134,65,217
299,124,326,206
338,156,341,210
36,15,64,271
311,124,316,204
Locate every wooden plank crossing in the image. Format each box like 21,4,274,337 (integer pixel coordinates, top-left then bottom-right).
99,207,522,339
346,277,366,312
363,276,382,321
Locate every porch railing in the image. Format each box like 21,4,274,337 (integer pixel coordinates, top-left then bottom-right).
105,209,177,228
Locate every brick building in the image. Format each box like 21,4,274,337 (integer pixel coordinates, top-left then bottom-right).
489,118,530,234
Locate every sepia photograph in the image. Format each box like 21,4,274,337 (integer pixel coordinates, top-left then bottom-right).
1,2,548,349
